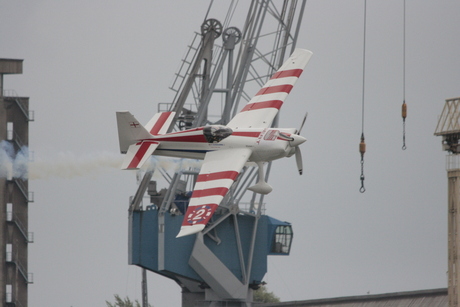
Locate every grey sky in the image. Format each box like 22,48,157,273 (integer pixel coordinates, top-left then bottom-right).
1,1,459,306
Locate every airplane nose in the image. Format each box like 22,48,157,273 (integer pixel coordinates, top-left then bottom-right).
290,134,306,147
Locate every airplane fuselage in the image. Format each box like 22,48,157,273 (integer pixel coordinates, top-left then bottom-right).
146,126,304,163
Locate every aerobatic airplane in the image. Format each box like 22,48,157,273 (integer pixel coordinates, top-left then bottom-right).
116,48,312,237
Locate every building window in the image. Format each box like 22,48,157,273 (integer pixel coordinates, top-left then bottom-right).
6,284,12,303
6,244,12,262
6,203,12,221
7,122,13,140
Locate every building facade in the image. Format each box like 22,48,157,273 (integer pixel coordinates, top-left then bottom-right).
0,59,33,306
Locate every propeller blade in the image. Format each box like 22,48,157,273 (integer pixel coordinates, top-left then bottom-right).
295,146,303,175
297,112,308,135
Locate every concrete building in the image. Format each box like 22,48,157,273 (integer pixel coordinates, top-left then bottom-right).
0,59,34,306
256,288,448,307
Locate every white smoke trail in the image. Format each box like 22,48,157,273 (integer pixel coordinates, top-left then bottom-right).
0,141,15,179
0,141,203,180
145,156,202,174
29,151,124,179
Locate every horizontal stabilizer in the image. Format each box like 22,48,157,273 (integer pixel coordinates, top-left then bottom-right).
121,140,159,170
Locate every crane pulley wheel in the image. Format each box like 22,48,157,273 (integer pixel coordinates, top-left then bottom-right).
201,18,223,39
222,27,242,45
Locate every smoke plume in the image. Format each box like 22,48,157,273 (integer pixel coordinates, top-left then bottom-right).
0,141,202,180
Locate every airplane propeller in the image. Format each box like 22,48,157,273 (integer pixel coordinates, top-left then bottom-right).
294,112,308,175
297,112,308,135
295,146,303,175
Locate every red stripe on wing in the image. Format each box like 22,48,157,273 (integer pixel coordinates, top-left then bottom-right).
150,112,173,135
191,187,229,198
270,68,303,80
197,171,239,182
256,84,293,96
241,100,283,112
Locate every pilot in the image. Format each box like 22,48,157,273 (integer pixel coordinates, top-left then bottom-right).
204,125,232,143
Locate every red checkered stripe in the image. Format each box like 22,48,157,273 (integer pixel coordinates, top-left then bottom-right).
181,171,239,226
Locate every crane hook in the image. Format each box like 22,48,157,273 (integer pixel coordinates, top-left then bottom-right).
402,101,407,150
359,133,366,193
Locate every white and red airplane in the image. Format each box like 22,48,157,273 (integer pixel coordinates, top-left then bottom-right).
117,48,312,237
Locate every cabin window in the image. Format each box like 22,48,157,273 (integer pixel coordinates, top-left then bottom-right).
271,225,293,254
203,125,233,143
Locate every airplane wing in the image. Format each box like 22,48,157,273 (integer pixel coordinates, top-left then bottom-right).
176,148,252,237
227,49,312,129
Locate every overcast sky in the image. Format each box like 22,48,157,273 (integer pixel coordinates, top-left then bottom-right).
1,1,459,306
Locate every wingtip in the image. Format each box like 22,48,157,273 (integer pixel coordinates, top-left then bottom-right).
292,48,313,57
176,224,205,238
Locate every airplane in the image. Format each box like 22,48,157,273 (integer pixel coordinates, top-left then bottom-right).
116,48,313,238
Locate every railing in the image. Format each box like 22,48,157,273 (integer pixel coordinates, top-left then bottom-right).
28,191,34,203
6,211,33,243
239,201,266,215
157,102,196,114
12,179,30,202
28,232,34,243
17,259,28,282
11,130,25,149
6,251,30,283
2,89,34,122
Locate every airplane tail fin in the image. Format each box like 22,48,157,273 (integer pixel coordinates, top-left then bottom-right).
116,111,152,154
116,111,176,153
145,111,175,135
116,111,175,170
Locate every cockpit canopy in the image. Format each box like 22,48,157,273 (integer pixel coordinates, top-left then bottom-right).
203,125,233,143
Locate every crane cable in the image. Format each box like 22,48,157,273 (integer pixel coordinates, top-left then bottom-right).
401,0,407,150
359,0,367,193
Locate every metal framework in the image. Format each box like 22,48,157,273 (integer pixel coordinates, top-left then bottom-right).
129,1,307,306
